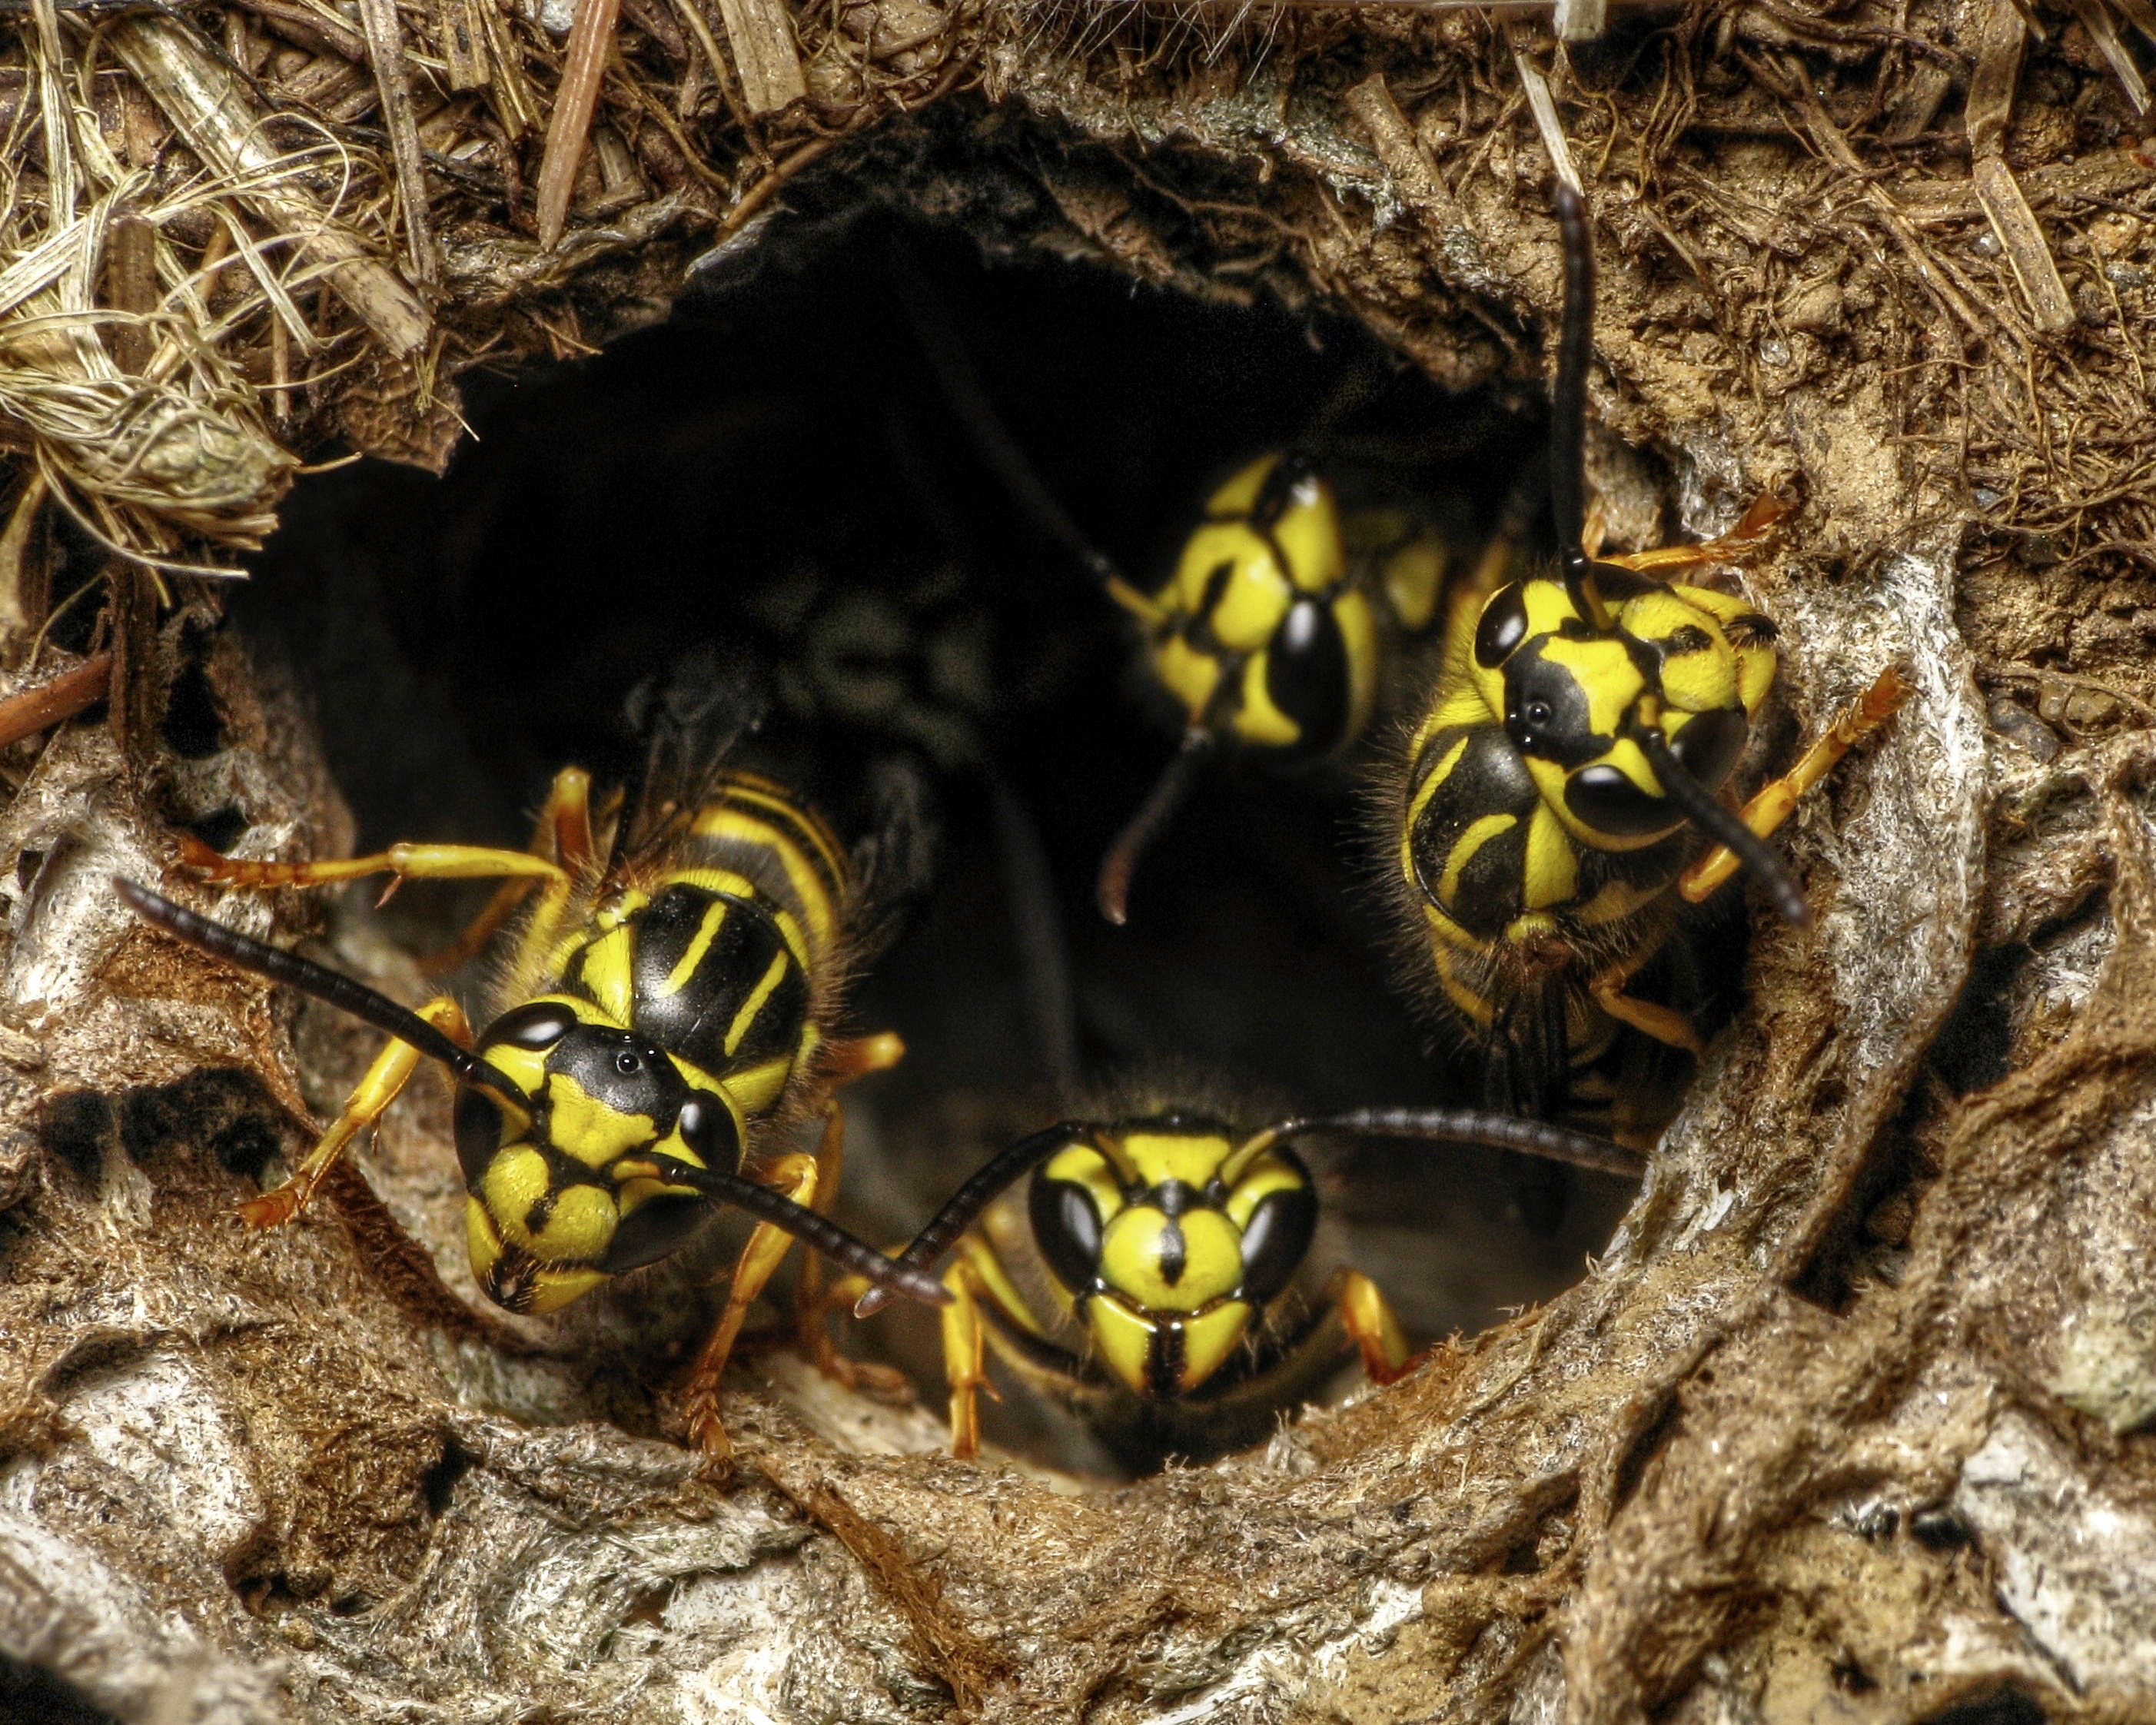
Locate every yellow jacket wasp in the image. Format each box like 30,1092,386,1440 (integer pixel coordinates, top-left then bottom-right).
894,247,1457,926
852,1097,1639,1467
116,737,948,1460
1383,181,1909,1105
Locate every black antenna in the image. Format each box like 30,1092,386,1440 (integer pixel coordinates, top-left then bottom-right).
1268,1106,1646,1179
627,1152,952,1307
1550,181,1612,631
888,237,1131,597
114,879,533,1112
853,1121,1082,1317
1635,731,1812,926
1096,727,1215,926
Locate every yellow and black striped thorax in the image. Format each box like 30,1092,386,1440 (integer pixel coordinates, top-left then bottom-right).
455,772,852,1316
1025,1115,1317,1400
1120,454,1445,761
1402,564,1776,949
545,770,850,1120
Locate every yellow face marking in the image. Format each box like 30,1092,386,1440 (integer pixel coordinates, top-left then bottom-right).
1521,802,1581,912
1538,636,1647,739
1335,589,1379,746
478,1041,549,1105
544,1072,656,1169
1270,475,1344,596
1098,1206,1242,1311
1223,1152,1303,1228
1043,1142,1127,1228
1382,533,1447,633
1121,1132,1233,1190
1087,1293,1157,1396
480,1145,553,1243
1153,633,1222,725
465,1195,504,1282
523,1265,608,1314
1199,544,1292,654
1514,577,1586,639
1673,584,1778,712
524,1182,618,1263
1439,812,1517,908
1231,653,1298,749
1204,454,1275,517
1179,1301,1253,1391
723,949,793,1058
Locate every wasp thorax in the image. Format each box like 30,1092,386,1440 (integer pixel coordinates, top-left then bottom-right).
455,997,746,1315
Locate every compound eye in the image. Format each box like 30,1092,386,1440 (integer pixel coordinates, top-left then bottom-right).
1565,763,1682,837
1261,597,1351,759
1029,1174,1105,1295
1667,706,1748,795
453,1088,505,1188
484,1002,578,1049
1474,583,1529,667
675,1095,741,1174
1237,1175,1316,1303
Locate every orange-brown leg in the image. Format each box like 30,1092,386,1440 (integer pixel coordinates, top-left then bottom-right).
1587,946,1706,1058
1332,1268,1416,1385
419,767,596,972
791,1105,912,1401
1600,493,1793,578
243,995,472,1227
679,1150,820,1462
1679,666,1913,903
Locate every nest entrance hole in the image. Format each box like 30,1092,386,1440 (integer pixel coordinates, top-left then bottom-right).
238,206,1644,1475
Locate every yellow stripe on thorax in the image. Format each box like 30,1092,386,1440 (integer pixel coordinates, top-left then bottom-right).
667,866,810,968
723,949,793,1057
656,896,730,999
688,806,839,955
1439,812,1517,908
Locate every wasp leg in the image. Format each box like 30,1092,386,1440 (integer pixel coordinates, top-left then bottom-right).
936,1235,1055,1459
242,994,473,1228
1330,1268,1416,1386
420,767,596,973
819,1032,905,1088
1599,494,1793,578
1679,667,1913,904
791,1105,913,1401
791,1025,905,1339
1586,948,1706,1058
679,1150,826,1461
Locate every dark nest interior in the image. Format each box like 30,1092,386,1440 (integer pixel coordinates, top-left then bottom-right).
234,208,1643,1474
